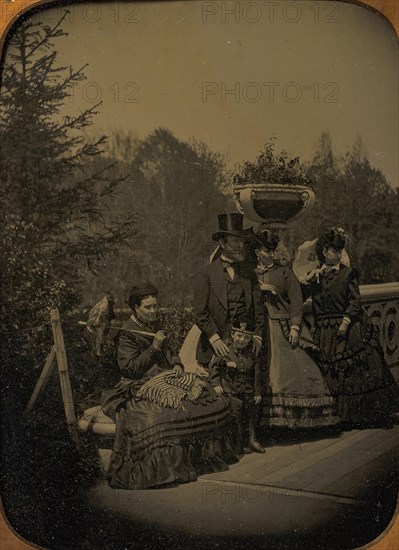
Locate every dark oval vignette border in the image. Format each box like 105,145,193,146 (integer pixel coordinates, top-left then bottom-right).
0,0,398,548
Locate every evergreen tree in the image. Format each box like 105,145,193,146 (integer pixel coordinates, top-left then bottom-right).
0,13,136,385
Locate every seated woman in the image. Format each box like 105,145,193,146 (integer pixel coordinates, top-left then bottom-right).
302,228,399,426
250,228,339,429
101,281,239,490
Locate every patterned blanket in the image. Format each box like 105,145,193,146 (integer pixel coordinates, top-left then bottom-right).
136,370,207,410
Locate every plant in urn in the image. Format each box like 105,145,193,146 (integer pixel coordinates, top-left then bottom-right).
233,141,315,232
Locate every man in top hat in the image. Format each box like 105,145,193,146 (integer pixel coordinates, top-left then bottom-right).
193,212,264,366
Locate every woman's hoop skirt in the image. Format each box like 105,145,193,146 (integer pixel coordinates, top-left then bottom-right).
314,315,399,424
101,378,239,490
261,301,339,429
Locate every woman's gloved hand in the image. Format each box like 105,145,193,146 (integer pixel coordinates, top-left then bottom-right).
303,268,323,284
338,319,350,339
288,326,299,348
172,365,184,378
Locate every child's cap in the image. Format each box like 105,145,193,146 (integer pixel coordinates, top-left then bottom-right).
231,318,255,335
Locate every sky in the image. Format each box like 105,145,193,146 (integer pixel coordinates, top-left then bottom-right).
17,1,399,187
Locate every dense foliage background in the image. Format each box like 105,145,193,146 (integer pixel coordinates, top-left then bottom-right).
287,133,399,282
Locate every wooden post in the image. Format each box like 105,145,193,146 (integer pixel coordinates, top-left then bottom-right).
25,346,56,414
50,308,79,445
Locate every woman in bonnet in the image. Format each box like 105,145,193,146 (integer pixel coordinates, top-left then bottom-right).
250,228,339,429
101,281,239,490
302,228,399,426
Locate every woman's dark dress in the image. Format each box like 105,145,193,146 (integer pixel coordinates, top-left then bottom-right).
303,265,399,424
101,316,239,490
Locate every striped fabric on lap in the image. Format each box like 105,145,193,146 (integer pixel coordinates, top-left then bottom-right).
136,370,207,410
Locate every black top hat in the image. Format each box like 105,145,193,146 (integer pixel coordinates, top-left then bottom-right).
212,212,245,241
253,228,280,251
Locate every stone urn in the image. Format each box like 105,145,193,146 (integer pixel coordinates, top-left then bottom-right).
233,183,315,227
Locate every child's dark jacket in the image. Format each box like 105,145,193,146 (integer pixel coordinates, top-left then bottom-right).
208,340,262,397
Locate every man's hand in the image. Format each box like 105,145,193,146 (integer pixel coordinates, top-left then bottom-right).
153,330,167,350
252,337,262,356
288,327,299,348
254,395,262,405
211,338,229,357
214,385,224,395
226,361,237,369
259,282,278,294
172,365,184,378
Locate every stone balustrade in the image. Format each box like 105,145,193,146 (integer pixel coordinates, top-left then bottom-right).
114,282,399,373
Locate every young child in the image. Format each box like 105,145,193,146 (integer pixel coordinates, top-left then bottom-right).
209,319,265,453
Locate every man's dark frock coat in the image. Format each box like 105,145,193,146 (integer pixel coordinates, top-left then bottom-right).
193,258,264,364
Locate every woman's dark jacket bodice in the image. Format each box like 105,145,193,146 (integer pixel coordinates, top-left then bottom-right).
102,316,181,417
255,264,303,327
117,317,181,381
302,265,361,324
